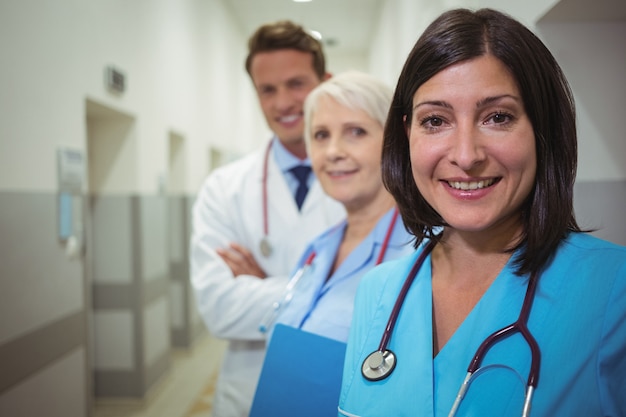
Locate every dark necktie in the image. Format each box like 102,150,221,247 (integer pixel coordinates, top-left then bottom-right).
290,165,311,210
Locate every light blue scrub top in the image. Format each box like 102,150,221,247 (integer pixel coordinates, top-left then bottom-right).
339,232,626,417
272,208,414,343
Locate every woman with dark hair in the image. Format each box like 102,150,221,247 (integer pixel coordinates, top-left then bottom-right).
338,8,626,417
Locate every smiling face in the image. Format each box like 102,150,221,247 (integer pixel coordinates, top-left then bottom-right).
407,54,537,241
249,49,326,158
308,96,388,213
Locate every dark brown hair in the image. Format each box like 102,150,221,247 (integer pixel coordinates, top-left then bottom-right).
382,8,580,276
245,20,326,79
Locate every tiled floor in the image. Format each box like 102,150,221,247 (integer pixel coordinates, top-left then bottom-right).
92,332,227,417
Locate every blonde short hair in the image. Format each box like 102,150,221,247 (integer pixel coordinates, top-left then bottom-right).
304,71,393,144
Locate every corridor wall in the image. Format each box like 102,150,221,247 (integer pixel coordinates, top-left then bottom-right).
0,0,263,415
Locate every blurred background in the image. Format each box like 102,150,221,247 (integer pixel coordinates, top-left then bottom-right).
0,0,624,416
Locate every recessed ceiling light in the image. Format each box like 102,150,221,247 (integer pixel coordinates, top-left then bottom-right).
293,0,313,3
309,30,322,40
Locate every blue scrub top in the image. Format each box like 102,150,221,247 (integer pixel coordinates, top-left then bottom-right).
272,208,414,343
339,232,626,417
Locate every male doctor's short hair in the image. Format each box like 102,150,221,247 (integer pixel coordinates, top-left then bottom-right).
245,20,327,80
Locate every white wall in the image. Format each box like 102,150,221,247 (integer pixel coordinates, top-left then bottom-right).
537,21,626,181
326,49,368,76
0,1,266,414
368,0,563,86
368,0,475,85
478,0,560,26
0,0,265,195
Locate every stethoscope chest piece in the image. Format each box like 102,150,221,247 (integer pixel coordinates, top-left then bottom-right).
259,237,272,258
362,349,396,381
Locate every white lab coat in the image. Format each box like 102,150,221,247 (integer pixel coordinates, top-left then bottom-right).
190,141,345,417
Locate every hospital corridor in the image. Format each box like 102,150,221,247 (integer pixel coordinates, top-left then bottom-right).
0,0,624,416
92,333,226,417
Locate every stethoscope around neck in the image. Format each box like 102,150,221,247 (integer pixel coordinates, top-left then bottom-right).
259,208,400,334
361,239,541,417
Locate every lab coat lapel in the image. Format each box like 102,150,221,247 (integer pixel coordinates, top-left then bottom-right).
239,147,270,267
265,153,301,223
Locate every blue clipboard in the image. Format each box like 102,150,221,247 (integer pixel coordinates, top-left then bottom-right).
250,324,347,417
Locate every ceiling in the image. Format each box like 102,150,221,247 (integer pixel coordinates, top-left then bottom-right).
223,0,625,56
223,0,384,54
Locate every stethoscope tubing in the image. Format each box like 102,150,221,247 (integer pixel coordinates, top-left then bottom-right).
449,270,540,417
361,240,435,382
363,238,542,417
261,140,272,239
258,252,315,333
377,239,436,351
260,208,400,334
466,270,540,385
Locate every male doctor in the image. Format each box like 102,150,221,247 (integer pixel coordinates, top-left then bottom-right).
190,20,345,417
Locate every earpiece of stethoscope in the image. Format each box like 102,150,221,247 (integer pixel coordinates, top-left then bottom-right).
362,349,397,381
